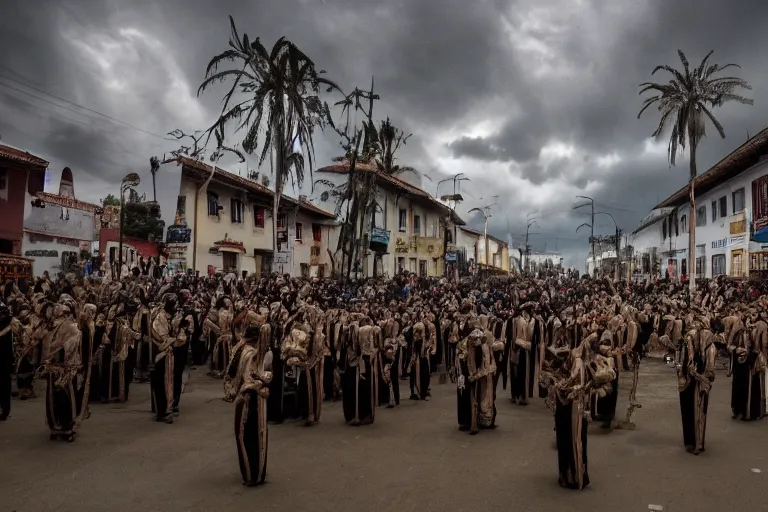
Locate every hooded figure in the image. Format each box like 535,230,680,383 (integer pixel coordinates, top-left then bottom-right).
225,312,272,486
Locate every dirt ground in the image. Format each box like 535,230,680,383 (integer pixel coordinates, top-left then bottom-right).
2,359,767,512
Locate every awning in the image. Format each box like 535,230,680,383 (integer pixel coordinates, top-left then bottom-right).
753,227,768,244
216,245,245,254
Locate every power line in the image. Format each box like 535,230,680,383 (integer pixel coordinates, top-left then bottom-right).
0,88,165,165
0,71,170,140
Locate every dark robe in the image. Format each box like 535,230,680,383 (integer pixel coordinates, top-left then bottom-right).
730,351,765,421
89,323,106,403
267,322,287,423
234,389,268,486
342,354,375,425
456,353,474,432
555,394,589,489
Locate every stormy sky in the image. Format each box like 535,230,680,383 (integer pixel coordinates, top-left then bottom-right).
1,0,765,269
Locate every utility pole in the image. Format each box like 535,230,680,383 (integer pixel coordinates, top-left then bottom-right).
574,196,595,276
469,203,494,274
524,213,538,274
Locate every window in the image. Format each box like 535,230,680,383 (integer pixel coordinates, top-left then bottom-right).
662,221,667,240
712,254,726,276
254,207,265,228
419,259,427,276
230,199,244,224
397,257,405,273
409,257,417,273
312,224,322,242
731,249,744,277
413,215,421,235
752,176,768,226
277,214,286,229
696,206,706,227
207,192,219,216
0,169,6,191
680,215,687,234
223,252,237,271
399,209,407,232
446,230,453,244
681,258,687,277
719,196,727,218
696,256,706,279
295,222,303,241
710,200,717,221
732,188,745,213
673,214,678,237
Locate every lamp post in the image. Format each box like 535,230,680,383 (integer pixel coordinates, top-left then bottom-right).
469,203,494,275
118,173,141,279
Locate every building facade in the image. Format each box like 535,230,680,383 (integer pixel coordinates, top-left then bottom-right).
22,167,101,277
317,161,464,278
457,226,510,274
0,145,47,256
629,128,768,281
161,157,337,278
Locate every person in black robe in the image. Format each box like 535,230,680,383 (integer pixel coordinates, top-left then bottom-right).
172,295,194,415
150,294,180,424
267,301,289,424
725,313,765,421
454,331,475,433
675,319,717,455
408,320,431,400
226,318,272,487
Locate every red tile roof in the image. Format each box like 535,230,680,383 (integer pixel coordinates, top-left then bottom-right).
36,192,102,213
0,144,48,168
317,160,465,224
171,156,335,219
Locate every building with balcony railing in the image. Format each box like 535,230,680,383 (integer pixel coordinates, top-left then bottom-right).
630,127,768,281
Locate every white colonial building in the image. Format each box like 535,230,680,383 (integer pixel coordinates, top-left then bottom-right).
629,127,768,281
22,167,100,277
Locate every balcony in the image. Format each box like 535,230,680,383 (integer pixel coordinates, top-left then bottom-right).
730,210,746,235
370,227,390,254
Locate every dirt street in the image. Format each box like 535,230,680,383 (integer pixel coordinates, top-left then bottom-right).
2,359,767,512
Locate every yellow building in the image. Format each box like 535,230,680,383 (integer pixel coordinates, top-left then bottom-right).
317,161,464,277
162,156,338,277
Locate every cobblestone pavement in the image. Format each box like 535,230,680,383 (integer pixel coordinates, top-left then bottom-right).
1,359,767,512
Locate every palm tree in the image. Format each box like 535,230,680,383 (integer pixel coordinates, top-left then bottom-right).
638,50,752,292
198,16,340,260
149,156,160,202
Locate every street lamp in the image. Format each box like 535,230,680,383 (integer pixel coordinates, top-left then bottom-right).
118,173,141,278
469,204,494,274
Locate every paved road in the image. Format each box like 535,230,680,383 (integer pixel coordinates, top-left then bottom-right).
2,359,767,512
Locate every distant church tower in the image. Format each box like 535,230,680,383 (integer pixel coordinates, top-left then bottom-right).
59,167,75,198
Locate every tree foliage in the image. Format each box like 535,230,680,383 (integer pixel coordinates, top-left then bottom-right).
123,194,165,243
101,194,120,207
638,50,753,166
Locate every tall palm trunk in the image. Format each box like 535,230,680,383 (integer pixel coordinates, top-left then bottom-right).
688,128,698,294
151,172,157,203
273,118,286,274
